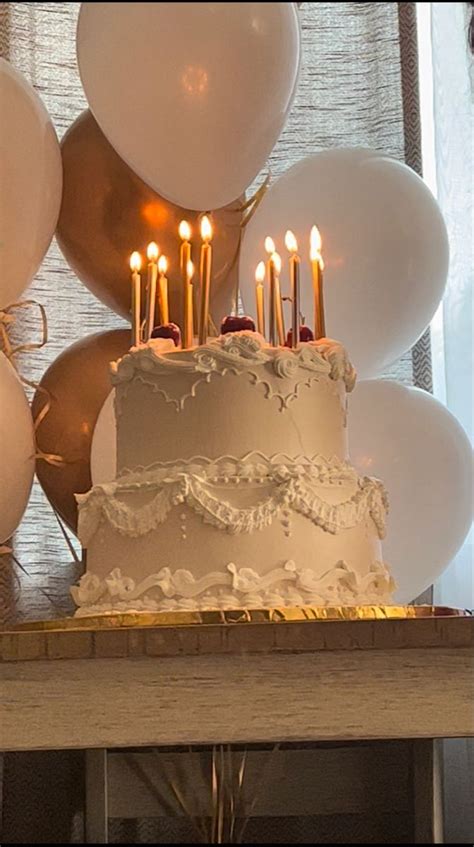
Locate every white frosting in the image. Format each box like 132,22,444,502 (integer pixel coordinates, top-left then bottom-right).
76,454,388,546
114,337,354,474
73,334,395,614
72,559,395,615
112,334,356,411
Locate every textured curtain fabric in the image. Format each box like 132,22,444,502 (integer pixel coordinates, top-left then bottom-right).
0,1,423,625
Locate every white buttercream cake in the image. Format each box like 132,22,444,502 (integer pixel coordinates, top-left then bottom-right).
72,331,394,615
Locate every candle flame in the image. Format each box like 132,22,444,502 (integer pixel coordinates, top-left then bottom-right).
187,260,195,280
264,236,275,255
255,261,265,284
318,256,325,271
310,225,322,260
179,220,191,241
158,255,168,274
285,230,298,254
130,251,142,272
201,215,213,242
147,241,159,262
272,252,282,274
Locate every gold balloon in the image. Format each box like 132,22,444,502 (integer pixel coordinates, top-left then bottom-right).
33,329,130,533
56,110,243,325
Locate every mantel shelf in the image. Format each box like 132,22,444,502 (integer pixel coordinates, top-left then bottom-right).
1,613,473,752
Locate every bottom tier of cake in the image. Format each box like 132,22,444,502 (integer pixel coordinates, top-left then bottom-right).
72,453,393,615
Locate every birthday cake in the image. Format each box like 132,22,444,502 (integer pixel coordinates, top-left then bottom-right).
72,329,393,615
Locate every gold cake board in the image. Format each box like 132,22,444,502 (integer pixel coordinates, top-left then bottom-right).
10,604,469,632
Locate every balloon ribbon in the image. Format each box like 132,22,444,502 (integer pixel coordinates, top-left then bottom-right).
0,300,65,467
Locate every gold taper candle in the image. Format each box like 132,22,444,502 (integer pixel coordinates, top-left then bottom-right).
255,261,266,336
145,241,159,339
129,251,142,347
264,236,276,345
310,225,326,339
198,215,213,345
179,220,192,325
179,220,192,273
285,230,300,349
184,259,195,347
272,251,285,345
157,254,169,324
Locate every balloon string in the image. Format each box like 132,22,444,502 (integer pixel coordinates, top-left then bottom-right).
0,545,73,618
239,172,271,228
211,173,271,284
0,301,65,467
209,173,271,315
0,299,48,358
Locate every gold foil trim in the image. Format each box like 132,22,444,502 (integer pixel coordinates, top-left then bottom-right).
10,605,470,632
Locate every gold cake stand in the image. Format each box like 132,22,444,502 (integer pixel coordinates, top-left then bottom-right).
10,604,470,632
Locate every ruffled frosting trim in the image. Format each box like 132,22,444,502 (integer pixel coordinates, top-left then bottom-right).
72,560,395,615
111,333,356,414
76,454,388,545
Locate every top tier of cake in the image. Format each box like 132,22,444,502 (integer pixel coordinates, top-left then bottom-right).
111,332,356,474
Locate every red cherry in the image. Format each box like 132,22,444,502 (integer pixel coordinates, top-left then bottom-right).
220,315,256,334
285,326,315,346
299,326,314,342
151,323,181,346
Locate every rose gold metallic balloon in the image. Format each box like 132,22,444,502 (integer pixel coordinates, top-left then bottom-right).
56,110,242,325
33,329,130,533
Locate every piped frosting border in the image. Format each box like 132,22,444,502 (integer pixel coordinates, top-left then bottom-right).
111,333,356,413
72,559,395,616
76,453,388,546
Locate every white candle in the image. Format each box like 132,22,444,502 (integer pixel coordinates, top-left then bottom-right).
285,230,300,349
145,241,159,339
129,251,142,347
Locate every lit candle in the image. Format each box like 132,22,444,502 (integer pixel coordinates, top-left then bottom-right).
145,241,159,340
157,254,169,325
272,251,285,346
310,225,326,339
179,219,192,320
184,259,195,347
129,251,142,347
198,215,213,345
285,230,300,349
255,261,266,337
265,236,276,345
179,220,192,271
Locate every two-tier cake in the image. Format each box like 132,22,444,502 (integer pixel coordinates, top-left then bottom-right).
72,331,393,615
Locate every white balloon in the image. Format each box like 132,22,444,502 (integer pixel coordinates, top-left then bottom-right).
91,391,116,486
0,59,62,309
349,379,473,603
239,149,449,378
0,353,35,543
77,2,300,210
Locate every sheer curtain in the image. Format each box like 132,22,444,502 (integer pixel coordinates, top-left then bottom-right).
429,3,473,610
419,3,473,842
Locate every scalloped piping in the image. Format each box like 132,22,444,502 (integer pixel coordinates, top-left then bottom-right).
112,334,355,416
76,456,388,546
